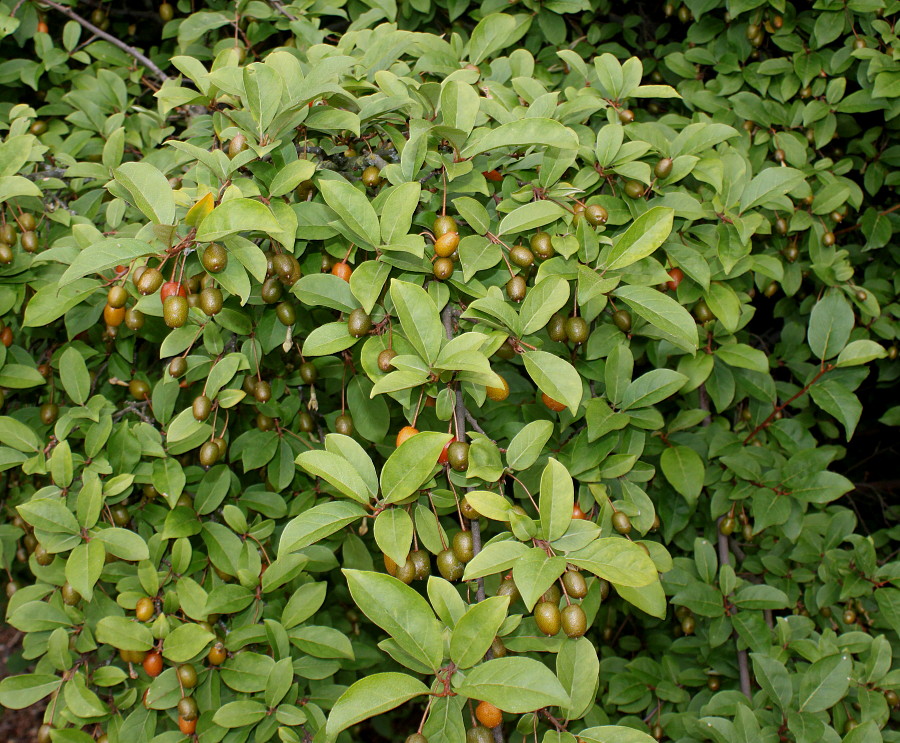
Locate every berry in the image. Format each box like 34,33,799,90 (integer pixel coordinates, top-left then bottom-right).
486,376,509,401
561,604,587,637
475,701,502,728
396,425,418,447
331,262,352,282
541,393,566,412
534,601,561,635
143,650,163,677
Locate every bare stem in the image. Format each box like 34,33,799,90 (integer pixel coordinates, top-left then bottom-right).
41,0,169,81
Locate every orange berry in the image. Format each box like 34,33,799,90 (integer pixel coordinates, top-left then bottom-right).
178,716,197,735
438,437,456,464
541,393,566,412
160,281,187,301
486,376,509,401
483,169,503,182
434,231,460,257
476,701,503,728
331,262,352,281
666,267,684,291
37,21,49,33
103,304,126,327
572,504,587,520
142,650,163,677
396,425,419,447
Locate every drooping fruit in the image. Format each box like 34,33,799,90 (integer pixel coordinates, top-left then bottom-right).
509,244,534,267
433,257,454,280
177,664,198,688
201,243,228,273
565,316,589,344
562,570,588,599
534,601,561,635
160,281,187,302
447,441,469,471
486,376,509,401
452,530,474,563
137,267,164,295
666,267,684,291
432,215,458,237
335,413,354,435
612,511,632,535
178,695,199,721
506,275,527,302
475,701,503,728
377,349,397,372
361,165,383,188
208,642,227,665
530,231,554,259
143,650,163,677
436,549,464,581
613,309,632,332
347,308,372,337
396,425,418,447
541,393,566,412
163,295,189,328
561,604,587,637
332,262,352,282
192,395,212,421
299,361,317,385
434,231,460,257
654,157,674,179
624,180,645,198
585,204,608,226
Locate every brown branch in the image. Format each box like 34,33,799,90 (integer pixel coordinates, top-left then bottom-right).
700,384,752,699
743,364,833,445
41,0,169,82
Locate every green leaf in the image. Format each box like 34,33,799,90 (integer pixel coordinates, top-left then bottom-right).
195,198,282,242
213,700,268,728
498,201,568,236
835,339,887,367
453,196,490,235
17,497,80,534
326,673,430,741
380,182,422,244
114,162,176,224
450,596,510,669
615,580,667,619
539,458,573,542
390,279,443,366
318,178,380,246
373,508,413,570
0,415,41,452
301,321,359,356
0,364,45,389
519,276,569,337
380,431,452,504
750,653,792,710
463,540,529,581
59,347,90,405
807,290,855,360
613,285,699,353
522,350,582,414
506,420,554,471
557,637,600,720
65,540,105,601
739,167,806,212
0,674,62,710
714,344,768,374
798,653,852,713
350,261,392,314
512,547,567,611
579,727,657,743
568,538,658,587
162,623,215,662
620,369,687,410
279,501,367,554
461,118,579,158
343,570,443,671
809,378,862,439
95,616,154,651
268,158,317,197
601,207,674,270
0,175,42,202
58,239,157,287
660,445,704,503
454,657,570,713
243,62,283,134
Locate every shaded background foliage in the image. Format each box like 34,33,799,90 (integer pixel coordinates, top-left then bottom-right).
0,1,899,743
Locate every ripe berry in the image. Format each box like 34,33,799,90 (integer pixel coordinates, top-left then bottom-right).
208,642,227,665
143,650,163,677
530,232,554,259
432,215,458,237
332,262,352,282
666,267,684,291
572,503,587,520
396,425,418,447
163,295,189,328
486,376,509,401
541,393,566,412
505,275,527,302
475,701,502,728
178,716,197,735
509,245,534,267
178,696,199,721
612,511,632,535
347,308,372,337
160,281,187,302
202,243,228,273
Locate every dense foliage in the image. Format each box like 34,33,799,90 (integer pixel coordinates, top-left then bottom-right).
1,1,900,742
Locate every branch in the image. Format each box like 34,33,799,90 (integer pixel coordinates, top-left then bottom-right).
743,364,833,445
24,167,67,181
41,0,169,82
441,305,487,605
700,384,752,700
268,0,297,20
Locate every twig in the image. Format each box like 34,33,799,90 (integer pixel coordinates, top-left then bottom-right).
743,364,833,445
24,168,68,181
268,0,297,20
464,410,487,436
40,0,169,82
112,400,155,425
701,383,752,700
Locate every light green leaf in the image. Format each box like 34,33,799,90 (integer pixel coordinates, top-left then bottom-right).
381,431,452,503
601,207,673,270
613,285,699,353
114,162,176,224
461,118,578,158
454,657,570,713
450,596,509,669
326,673,430,741
318,178,380,246
390,279,443,366
522,350,582,414
279,501,367,554
540,458,573,542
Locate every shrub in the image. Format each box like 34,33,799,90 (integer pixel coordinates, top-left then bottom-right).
1,1,899,743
